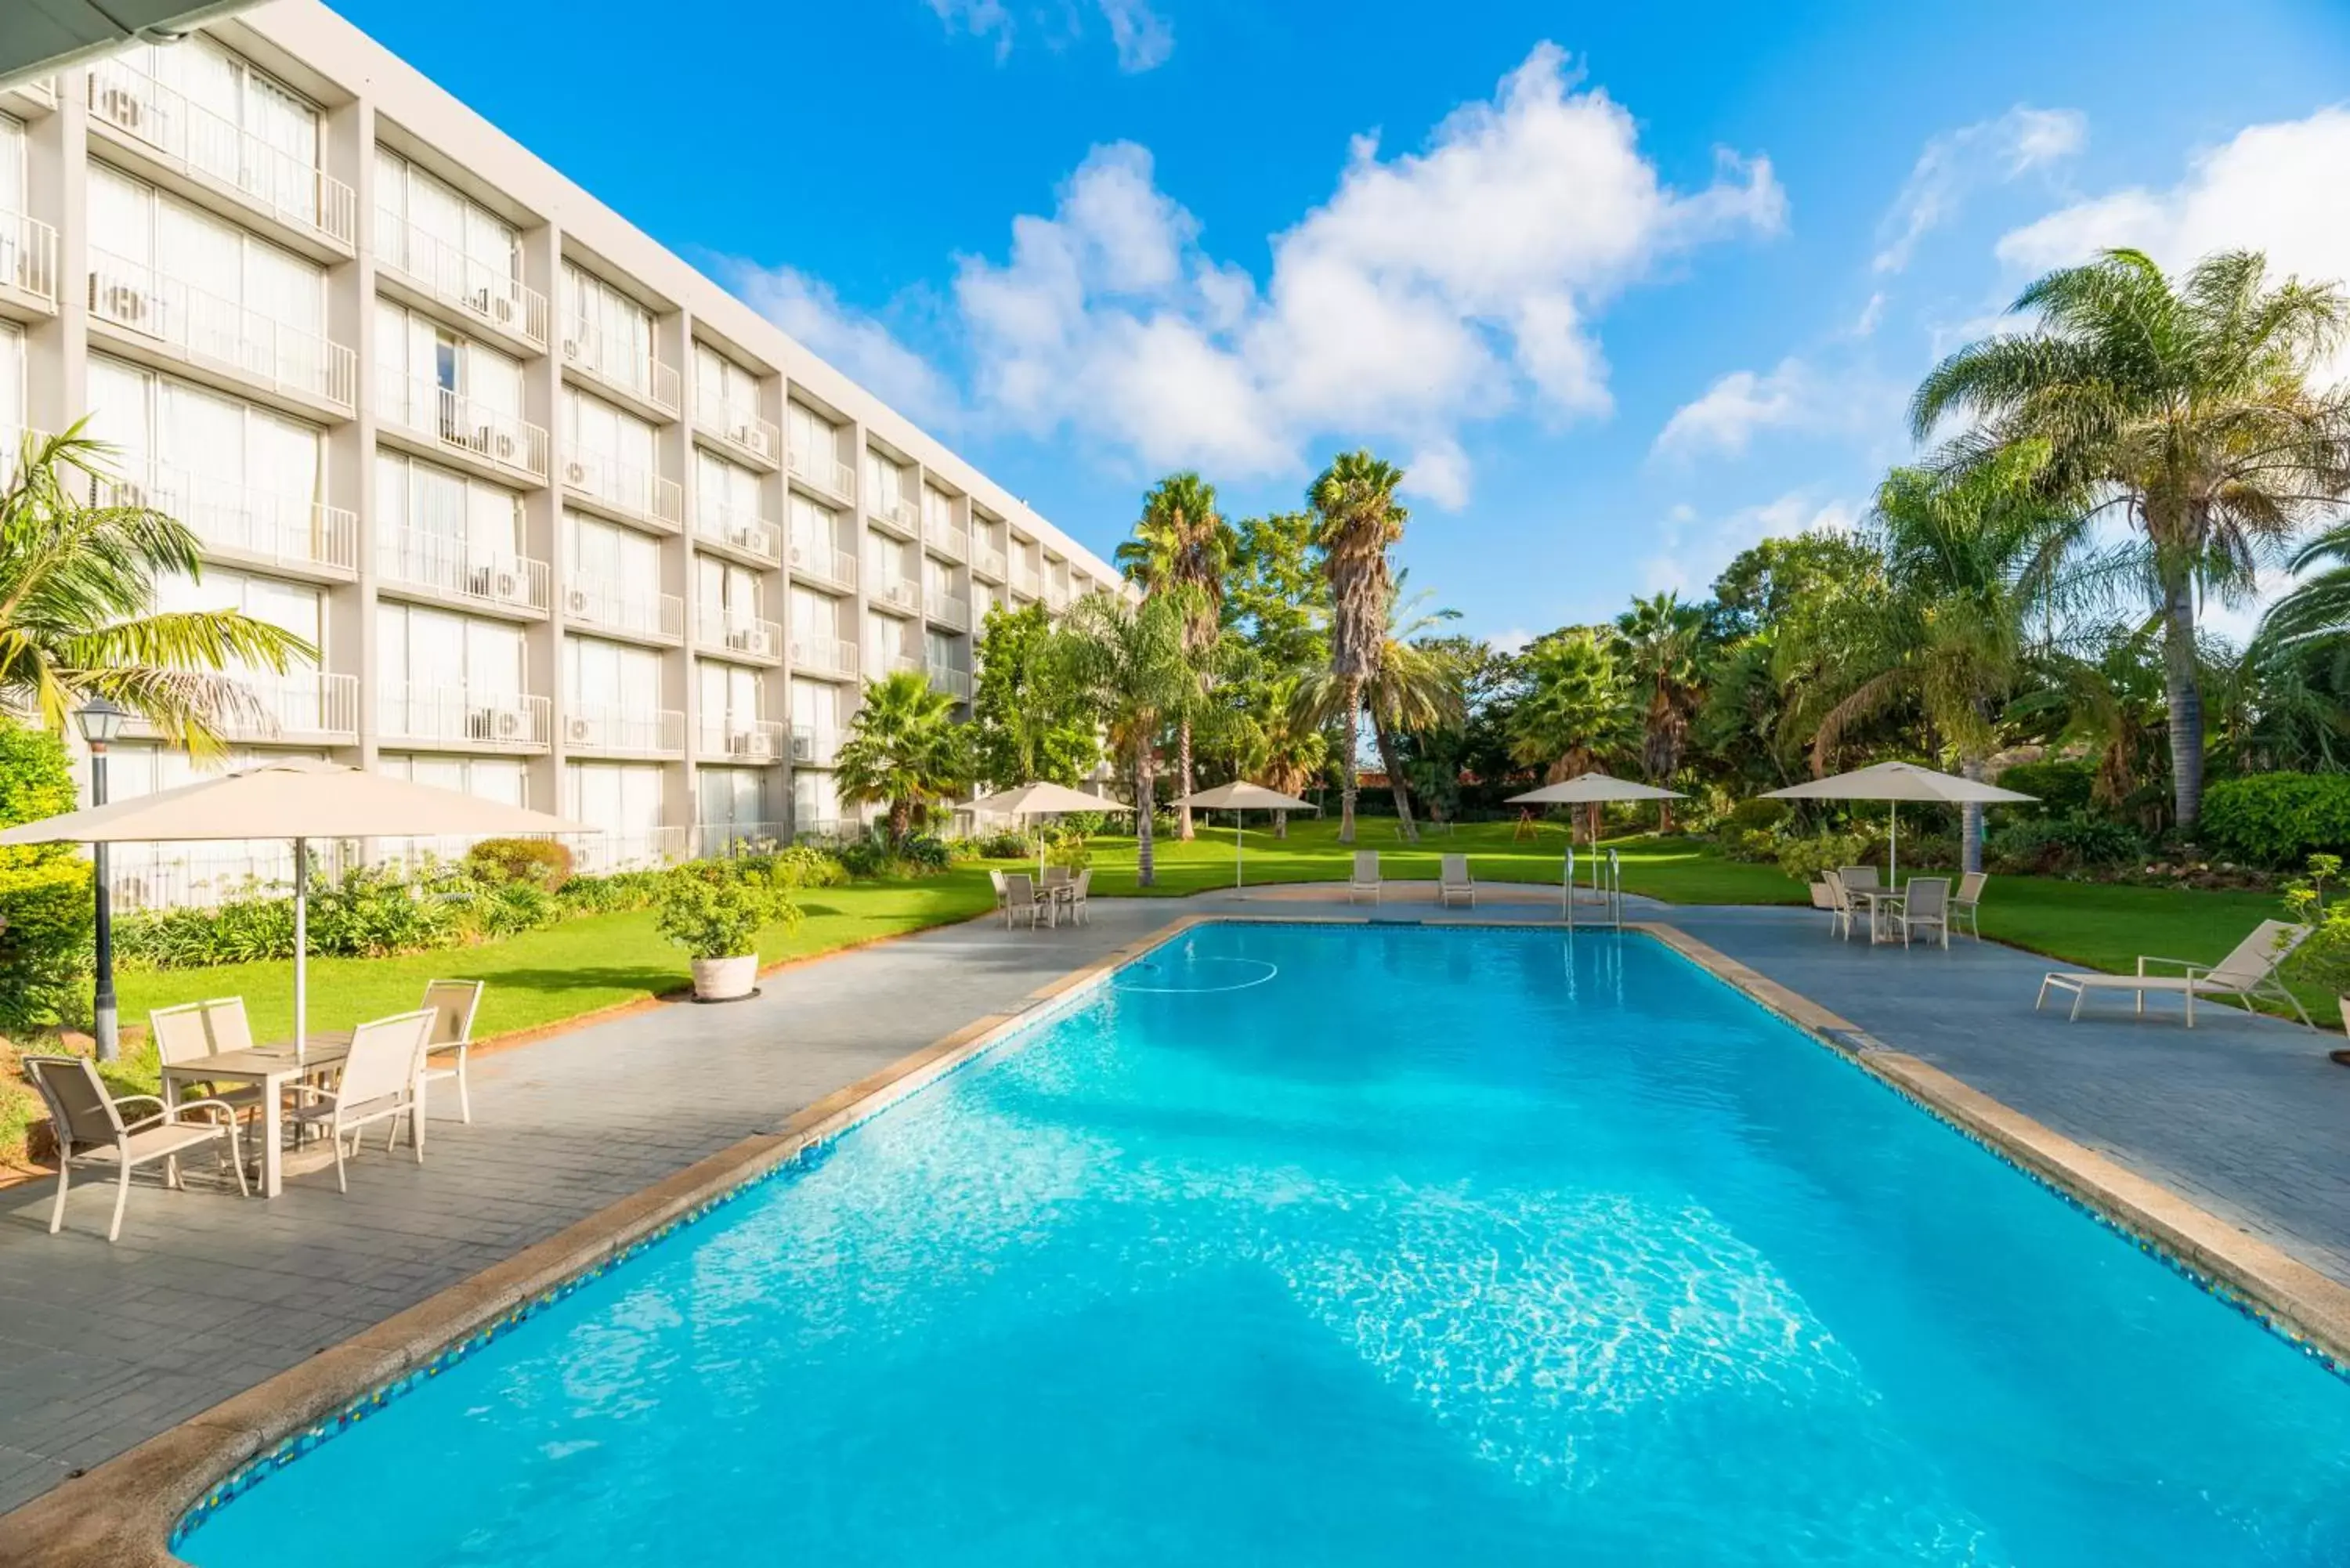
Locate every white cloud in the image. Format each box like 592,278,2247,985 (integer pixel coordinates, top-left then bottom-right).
951,43,1784,505
723,263,960,427
1488,627,1535,656
1852,291,1885,338
924,0,1173,73
1874,106,2086,274
1653,359,1815,458
1640,493,1860,598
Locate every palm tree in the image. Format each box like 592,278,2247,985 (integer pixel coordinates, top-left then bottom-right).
1234,670,1326,839
833,669,972,840
1115,471,1235,841
1307,449,1408,844
1295,582,1462,840
1911,247,2350,829
1507,629,1635,843
1050,589,1196,887
1,428,314,751
1614,591,1707,826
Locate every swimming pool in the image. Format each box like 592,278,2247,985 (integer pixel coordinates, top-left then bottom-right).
181,923,2350,1566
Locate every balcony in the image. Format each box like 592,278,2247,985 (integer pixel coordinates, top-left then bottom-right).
107,840,356,913
378,684,550,750
868,493,918,538
1046,580,1073,612
562,450,682,529
0,209,57,313
692,498,781,562
788,724,839,768
378,373,548,485
125,671,358,744
786,535,855,593
698,716,786,762
785,439,855,501
1010,563,1042,599
928,593,971,632
561,323,679,417
698,397,780,468
562,576,682,642
884,650,923,678
561,704,684,757
102,462,356,577
928,663,974,703
695,605,783,663
89,248,356,412
873,574,919,616
789,634,859,681
971,544,1007,583
373,208,548,351
376,529,549,616
926,521,970,565
86,57,356,253
695,820,788,857
565,825,690,874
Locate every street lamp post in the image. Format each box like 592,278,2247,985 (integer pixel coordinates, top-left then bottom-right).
75,698,128,1062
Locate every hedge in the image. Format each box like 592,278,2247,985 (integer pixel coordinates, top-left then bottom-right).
0,855,93,1032
2199,772,2350,867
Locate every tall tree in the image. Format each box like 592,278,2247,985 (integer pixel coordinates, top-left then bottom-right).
1115,472,1235,840
1227,510,1329,672
833,670,972,840
1614,591,1708,826
1293,583,1462,839
1911,247,2350,829
1507,630,1635,843
971,601,1097,788
0,428,313,752
1050,589,1198,888
1231,670,1326,838
1307,450,1408,844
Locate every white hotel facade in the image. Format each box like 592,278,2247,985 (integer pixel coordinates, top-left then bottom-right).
0,1,1124,905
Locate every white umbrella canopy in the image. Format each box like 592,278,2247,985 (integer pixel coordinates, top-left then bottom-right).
0,759,588,1059
1761,761,2037,881
1173,782,1319,889
1506,771,1687,805
968,781,1132,878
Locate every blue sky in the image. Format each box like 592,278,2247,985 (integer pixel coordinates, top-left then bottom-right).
340,0,2350,647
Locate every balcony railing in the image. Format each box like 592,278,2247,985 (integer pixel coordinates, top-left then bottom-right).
125,671,357,743
884,650,923,677
699,397,779,466
868,493,918,537
786,536,855,593
376,528,549,614
89,248,356,410
873,574,919,615
107,839,360,913
378,373,548,483
1046,581,1072,612
698,716,786,762
788,724,839,767
784,439,855,500
101,462,356,575
695,605,783,661
695,820,788,858
789,634,859,680
563,826,690,875
0,209,57,309
562,576,682,641
926,522,970,564
561,704,684,756
86,57,356,249
378,684,549,749
561,323,679,416
562,450,682,528
928,663,973,702
929,593,971,632
971,544,1007,583
373,208,548,350
692,499,780,561
1010,564,1043,598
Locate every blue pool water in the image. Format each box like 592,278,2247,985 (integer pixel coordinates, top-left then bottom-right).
184,924,2350,1566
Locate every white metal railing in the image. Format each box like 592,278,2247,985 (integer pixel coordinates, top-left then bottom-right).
378,371,548,482
0,209,57,309
692,498,780,560
561,323,679,416
563,826,690,875
1046,580,1072,612
786,536,856,592
873,573,917,615
927,522,970,564
372,207,548,349
1010,563,1042,598
886,650,922,677
562,450,682,527
929,593,971,632
123,671,358,742
789,634,859,680
100,462,356,574
89,247,356,410
699,716,785,761
870,493,918,536
785,439,854,500
562,576,682,641
788,724,838,767
107,838,359,912
560,704,684,756
696,605,783,660
695,820,788,858
972,545,1007,583
378,683,549,748
700,397,779,465
375,527,550,613
928,663,973,702
86,57,356,248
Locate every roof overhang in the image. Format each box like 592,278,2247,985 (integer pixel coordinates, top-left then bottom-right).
0,1,258,92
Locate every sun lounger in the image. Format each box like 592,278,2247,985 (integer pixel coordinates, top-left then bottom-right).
2035,919,2314,1028
1349,851,1381,905
1437,854,1475,909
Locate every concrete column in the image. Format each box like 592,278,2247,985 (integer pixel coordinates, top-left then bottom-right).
25,74,83,437
523,219,565,817
337,96,376,772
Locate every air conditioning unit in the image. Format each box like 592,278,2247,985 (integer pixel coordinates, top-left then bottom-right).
562,338,583,360
96,86,146,134
729,421,757,450
486,429,518,461
728,730,770,759
468,286,493,316
494,706,529,740
786,541,808,569
732,522,775,558
566,714,598,743
784,446,804,477
95,280,155,329
491,294,517,326
789,731,815,763
745,626,775,659
887,581,914,609
564,586,591,615
564,461,588,486
492,568,528,604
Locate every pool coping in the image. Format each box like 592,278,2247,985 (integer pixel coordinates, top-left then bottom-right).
6,911,2348,1566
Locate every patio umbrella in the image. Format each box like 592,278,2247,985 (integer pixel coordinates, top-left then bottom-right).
1174,782,1319,888
0,759,586,1060
967,781,1133,879
1762,761,2035,883
1508,772,1687,886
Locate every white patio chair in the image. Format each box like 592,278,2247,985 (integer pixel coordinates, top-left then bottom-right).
1348,851,1382,905
286,1010,436,1191
1065,868,1093,926
2036,919,2315,1028
157,1000,263,1119
418,979,485,1124
1837,865,1880,892
987,869,1011,928
1819,870,1856,941
1894,877,1952,949
1437,854,1476,909
1952,871,1988,940
1003,873,1049,930
24,1055,247,1242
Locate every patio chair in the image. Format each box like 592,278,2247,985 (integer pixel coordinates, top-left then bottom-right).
1819,870,1856,941
1437,854,1476,909
1003,873,1050,930
1952,871,1987,940
1893,877,1952,949
155,1001,262,1118
23,1055,247,1242
1348,851,1382,905
418,979,485,1124
1065,868,1093,927
1837,865,1880,892
286,1010,436,1191
988,869,1010,927
2035,919,2316,1028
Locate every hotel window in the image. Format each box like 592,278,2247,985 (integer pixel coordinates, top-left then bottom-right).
922,484,955,533
0,320,23,439
374,149,520,310
787,492,838,558
789,585,839,642
563,762,665,855
696,555,762,620
0,111,23,223
865,608,913,670
788,679,839,741
868,533,913,595
924,555,957,600
696,659,762,728
566,510,662,593
791,768,837,831
694,344,757,419
155,566,320,677
85,356,324,540
89,164,326,351
114,36,323,228
562,263,655,393
924,627,963,673
375,300,523,439
375,451,524,576
697,768,768,833
376,602,526,698
786,402,837,464
695,449,762,530
381,753,526,805
564,388,656,484
864,450,906,516
565,634,663,717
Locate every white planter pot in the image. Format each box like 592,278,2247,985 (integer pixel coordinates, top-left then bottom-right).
691,954,758,1001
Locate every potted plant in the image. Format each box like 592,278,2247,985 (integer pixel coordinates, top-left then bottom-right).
655,864,794,1003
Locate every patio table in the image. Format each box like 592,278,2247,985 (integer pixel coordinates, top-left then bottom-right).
159,1035,351,1198
1850,887,1909,945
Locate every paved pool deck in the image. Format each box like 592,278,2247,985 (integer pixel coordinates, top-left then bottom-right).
2,884,2345,1518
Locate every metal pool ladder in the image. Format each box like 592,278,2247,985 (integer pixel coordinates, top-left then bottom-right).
1561,846,1625,930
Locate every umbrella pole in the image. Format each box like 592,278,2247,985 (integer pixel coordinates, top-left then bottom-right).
1235,812,1244,890
1889,804,1898,887
292,836,309,1065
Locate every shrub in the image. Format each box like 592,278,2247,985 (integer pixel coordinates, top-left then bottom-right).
898,833,951,873
1723,797,1791,833
762,844,850,891
0,855,93,1032
836,836,894,879
1996,758,2097,820
2200,773,2350,867
555,868,667,915
1774,833,1868,884
463,837,573,891
1046,833,1093,871
653,864,797,959
1983,814,2143,876
462,879,560,939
